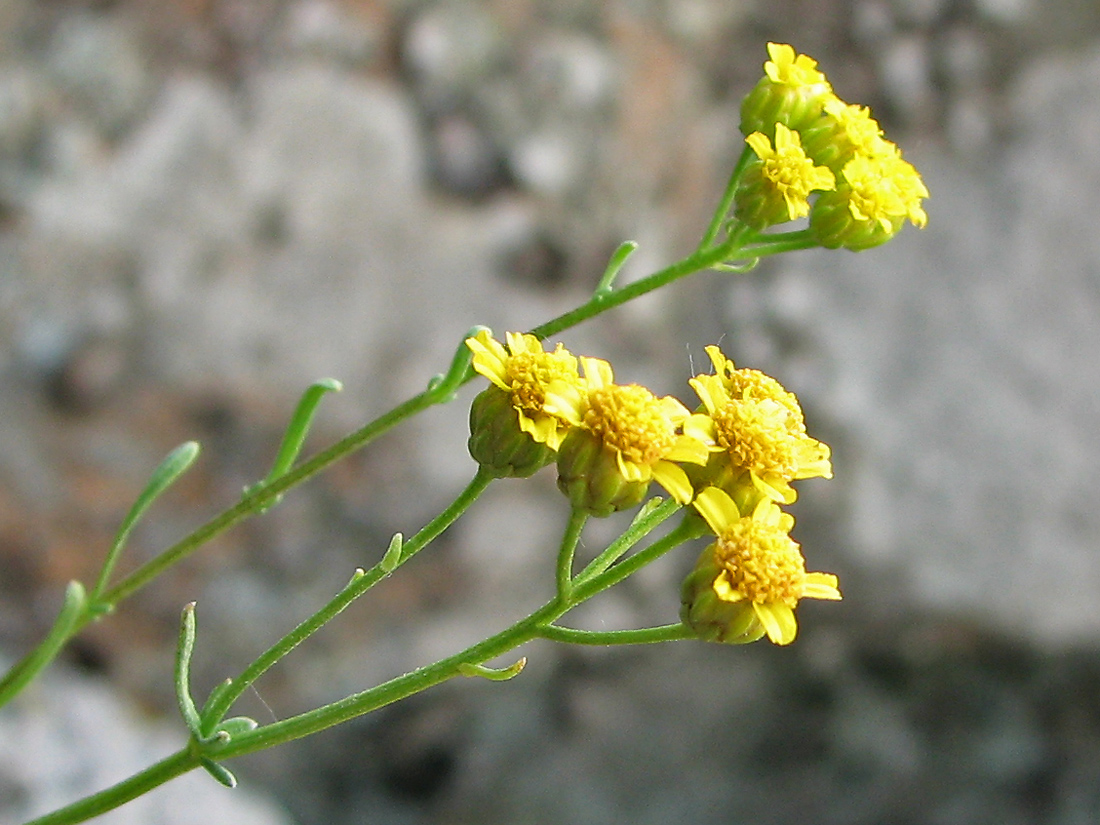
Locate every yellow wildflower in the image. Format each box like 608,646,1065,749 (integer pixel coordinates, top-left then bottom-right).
811,143,929,250
737,123,836,228
741,42,835,138
685,345,831,504
466,329,582,451
681,488,841,646
545,357,710,515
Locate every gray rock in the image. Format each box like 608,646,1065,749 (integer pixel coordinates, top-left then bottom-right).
280,0,379,67
403,1,507,105
44,13,153,139
0,657,294,825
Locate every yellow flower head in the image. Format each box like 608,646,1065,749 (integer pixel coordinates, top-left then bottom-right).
683,488,841,646
763,42,830,90
741,123,836,225
546,357,710,507
800,96,887,172
741,43,835,138
685,346,831,503
841,148,929,230
466,330,583,451
823,98,886,158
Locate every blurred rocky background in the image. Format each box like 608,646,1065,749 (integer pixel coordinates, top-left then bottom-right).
2,0,1100,823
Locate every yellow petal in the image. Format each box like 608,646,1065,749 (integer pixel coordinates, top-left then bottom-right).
802,572,842,601
651,461,694,505
745,131,774,160
693,487,740,534
466,335,512,390
682,412,717,446
689,375,727,415
664,435,711,467
754,602,798,645
580,357,614,389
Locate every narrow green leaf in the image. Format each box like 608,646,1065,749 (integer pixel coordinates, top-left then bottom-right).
175,603,202,737
245,378,343,511
458,657,527,681
92,441,201,601
426,327,485,399
200,757,238,788
199,678,234,736
594,240,638,295
0,580,87,709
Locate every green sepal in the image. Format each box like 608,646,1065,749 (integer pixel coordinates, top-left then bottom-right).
468,386,555,478
739,76,832,140
555,429,648,517
680,552,767,645
810,188,899,251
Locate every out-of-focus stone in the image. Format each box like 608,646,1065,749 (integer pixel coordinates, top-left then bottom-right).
44,13,154,139
0,659,294,825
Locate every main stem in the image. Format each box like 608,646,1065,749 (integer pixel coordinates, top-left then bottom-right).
201,469,494,728
530,238,737,341
204,596,569,760
23,749,199,825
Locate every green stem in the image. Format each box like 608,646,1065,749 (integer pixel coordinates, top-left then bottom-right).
572,497,680,588
572,518,707,604
555,509,588,600
24,496,702,824
22,748,199,825
0,581,85,709
211,515,704,760
529,237,739,341
699,146,755,250
741,228,819,258
211,599,567,760
200,469,494,732
99,390,439,611
538,623,694,645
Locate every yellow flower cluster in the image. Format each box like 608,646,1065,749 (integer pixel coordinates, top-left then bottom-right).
737,42,928,250
466,331,840,645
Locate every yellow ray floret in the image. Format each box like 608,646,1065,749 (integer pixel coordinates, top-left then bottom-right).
763,42,831,91
744,123,836,221
545,357,710,505
466,330,583,450
688,488,840,645
684,346,831,503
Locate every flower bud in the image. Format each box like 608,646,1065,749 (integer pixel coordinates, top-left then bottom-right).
680,546,767,644
556,427,649,517
740,43,834,139
468,386,555,478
